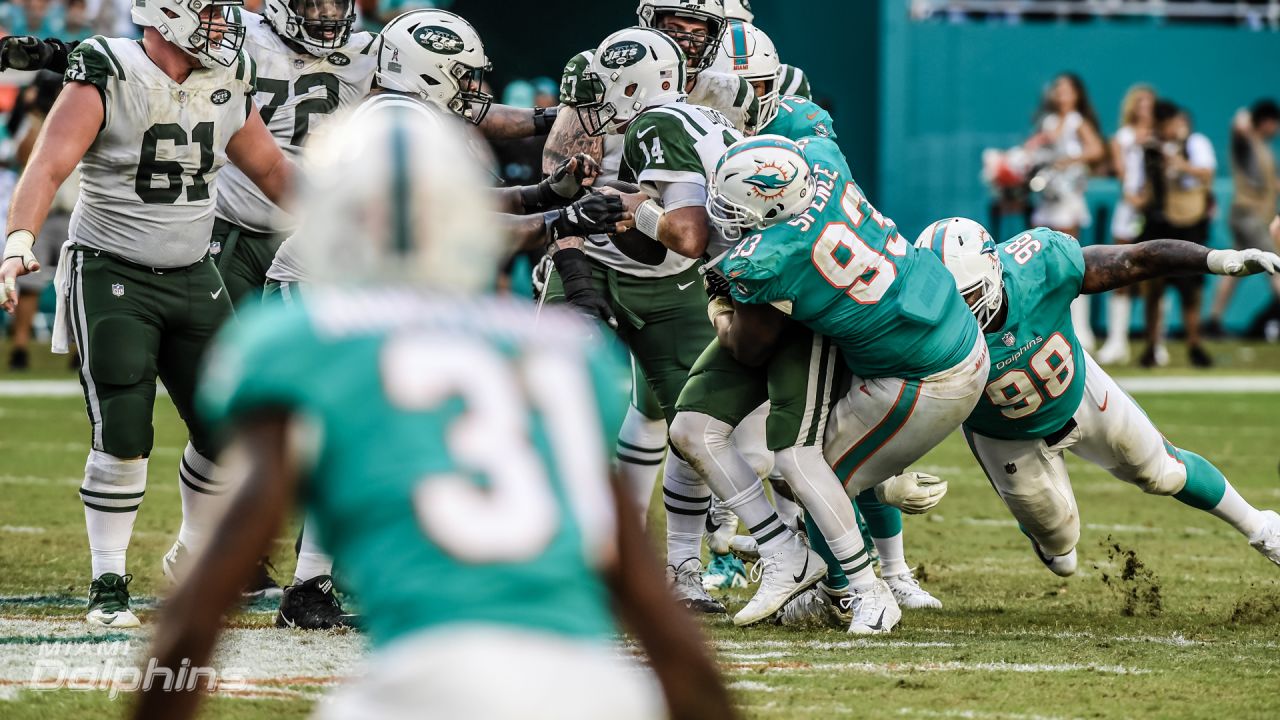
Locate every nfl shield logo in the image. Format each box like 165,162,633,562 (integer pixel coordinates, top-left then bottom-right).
1002,332,1016,347
111,283,124,297
293,58,305,69
210,241,222,256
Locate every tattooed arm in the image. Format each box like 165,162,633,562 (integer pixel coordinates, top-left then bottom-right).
478,104,558,142
1080,240,1211,294
543,107,603,175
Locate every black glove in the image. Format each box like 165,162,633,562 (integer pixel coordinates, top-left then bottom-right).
532,105,559,135
703,268,732,300
544,193,624,242
552,247,617,328
521,152,601,211
0,37,66,73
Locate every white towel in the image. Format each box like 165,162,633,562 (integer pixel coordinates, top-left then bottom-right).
50,240,74,354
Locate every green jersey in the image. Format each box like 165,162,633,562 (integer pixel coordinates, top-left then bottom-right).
964,228,1087,441
778,64,811,99
722,138,980,379
763,95,837,142
198,290,629,649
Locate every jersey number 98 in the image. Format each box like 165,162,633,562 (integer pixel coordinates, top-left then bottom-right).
984,333,1074,419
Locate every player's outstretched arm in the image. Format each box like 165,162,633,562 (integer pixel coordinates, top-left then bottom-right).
477,104,557,142
603,471,739,720
542,106,603,176
2,81,100,312
227,107,294,209
1080,241,1280,295
133,414,299,720
0,36,74,73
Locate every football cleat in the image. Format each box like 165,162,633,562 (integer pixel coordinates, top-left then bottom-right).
705,501,740,556
1031,539,1078,577
276,575,358,630
728,535,760,562
776,581,851,628
1248,510,1280,567
733,535,825,627
703,552,748,590
883,569,943,610
86,573,140,628
667,558,726,614
161,540,190,585
243,557,283,601
843,579,901,635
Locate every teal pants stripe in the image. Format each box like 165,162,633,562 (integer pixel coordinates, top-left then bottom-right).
832,380,923,485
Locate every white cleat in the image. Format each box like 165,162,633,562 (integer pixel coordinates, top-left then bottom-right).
1094,340,1130,366
87,607,140,628
728,535,759,562
776,581,851,628
1031,540,1078,577
843,579,901,635
883,569,943,610
705,500,740,556
162,540,189,585
1248,510,1280,566
666,558,726,614
733,536,825,627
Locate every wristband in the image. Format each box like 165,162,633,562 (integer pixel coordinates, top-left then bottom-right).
521,181,558,213
635,199,664,240
707,296,734,325
1205,249,1233,276
532,106,559,135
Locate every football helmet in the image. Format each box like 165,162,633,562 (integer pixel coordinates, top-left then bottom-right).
913,217,1004,328
637,0,725,74
723,0,753,21
131,0,246,68
294,104,502,292
374,9,493,124
263,0,355,56
706,135,815,239
710,20,781,129
577,27,686,137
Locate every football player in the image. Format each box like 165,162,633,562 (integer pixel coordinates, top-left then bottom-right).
707,135,988,633
0,0,292,627
715,3,810,99
916,218,1280,574
134,106,736,720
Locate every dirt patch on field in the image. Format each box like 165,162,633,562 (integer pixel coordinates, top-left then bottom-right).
1227,591,1280,625
1098,537,1163,617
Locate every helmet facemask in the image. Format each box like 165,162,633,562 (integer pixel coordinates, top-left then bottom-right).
177,0,247,68
274,0,355,55
960,252,1005,329
576,74,639,137
640,6,724,75
444,58,493,124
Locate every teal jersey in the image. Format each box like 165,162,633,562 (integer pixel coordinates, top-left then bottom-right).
763,95,837,142
964,228,1087,440
198,290,629,649
722,138,979,379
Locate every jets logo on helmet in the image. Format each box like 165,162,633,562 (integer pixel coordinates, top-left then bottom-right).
600,41,647,69
743,160,798,199
913,217,1004,329
723,0,753,21
707,135,815,239
413,25,465,55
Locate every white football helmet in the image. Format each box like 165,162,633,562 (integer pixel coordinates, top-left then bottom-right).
637,0,726,74
263,0,355,56
577,27,687,137
710,20,781,129
295,104,502,292
375,10,493,124
707,135,815,239
723,0,753,21
913,217,1004,328
131,0,246,68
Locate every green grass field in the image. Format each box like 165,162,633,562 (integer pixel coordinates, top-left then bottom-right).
1,370,1279,718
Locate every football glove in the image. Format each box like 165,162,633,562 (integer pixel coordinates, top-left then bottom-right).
1207,248,1280,277
551,247,618,329
703,268,732,300
0,36,66,72
522,153,603,210
874,472,947,515
544,193,625,241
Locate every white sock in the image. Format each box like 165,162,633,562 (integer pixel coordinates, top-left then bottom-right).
873,531,909,577
773,446,873,586
827,529,877,590
294,517,334,583
614,406,667,518
1105,293,1131,347
723,482,792,557
768,472,803,531
81,450,147,579
1211,485,1266,538
661,454,708,566
176,443,228,553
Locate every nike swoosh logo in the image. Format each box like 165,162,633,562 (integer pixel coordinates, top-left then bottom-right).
1097,392,1109,412
806,111,819,120
210,287,224,300
637,125,658,139
792,553,810,584
279,615,297,628
677,281,695,290
866,608,887,631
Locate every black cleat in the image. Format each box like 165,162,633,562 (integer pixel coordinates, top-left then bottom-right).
243,557,283,601
8,347,28,371
1188,344,1214,368
275,575,358,630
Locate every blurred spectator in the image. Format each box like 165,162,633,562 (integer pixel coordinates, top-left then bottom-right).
1025,72,1106,349
0,0,67,38
531,76,558,109
501,79,535,109
63,0,92,41
1134,100,1217,367
1097,83,1157,365
1205,99,1280,336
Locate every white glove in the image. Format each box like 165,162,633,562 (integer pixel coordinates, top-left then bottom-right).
874,471,947,515
1206,248,1280,277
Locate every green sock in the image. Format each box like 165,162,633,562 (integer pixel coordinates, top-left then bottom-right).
804,512,848,590
855,488,903,538
1171,447,1227,511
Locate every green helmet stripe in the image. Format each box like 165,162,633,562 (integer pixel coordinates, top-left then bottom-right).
648,29,688,88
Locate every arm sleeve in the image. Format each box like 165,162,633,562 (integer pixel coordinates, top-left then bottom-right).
655,180,708,212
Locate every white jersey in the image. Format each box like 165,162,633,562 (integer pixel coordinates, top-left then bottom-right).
688,70,760,134
65,36,256,268
216,11,377,234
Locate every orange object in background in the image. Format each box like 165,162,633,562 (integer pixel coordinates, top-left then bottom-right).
0,84,20,114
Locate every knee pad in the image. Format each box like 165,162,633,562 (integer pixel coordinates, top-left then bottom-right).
80,450,148,512
732,406,773,479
